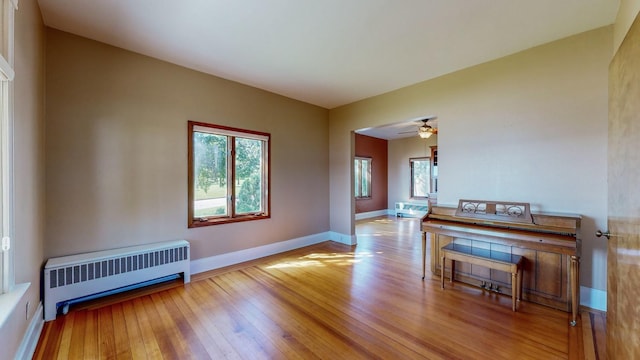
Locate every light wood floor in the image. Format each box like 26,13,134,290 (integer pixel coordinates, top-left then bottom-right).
35,216,599,359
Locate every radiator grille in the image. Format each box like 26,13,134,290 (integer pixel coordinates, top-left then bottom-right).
48,246,188,289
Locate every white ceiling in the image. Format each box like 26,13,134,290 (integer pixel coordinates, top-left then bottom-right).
37,0,619,137
358,116,438,140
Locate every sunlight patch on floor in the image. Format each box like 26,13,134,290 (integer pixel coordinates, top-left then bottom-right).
266,260,325,269
266,251,378,269
372,218,395,224
357,216,420,237
361,231,400,237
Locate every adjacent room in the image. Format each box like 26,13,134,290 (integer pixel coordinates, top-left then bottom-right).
1,0,639,359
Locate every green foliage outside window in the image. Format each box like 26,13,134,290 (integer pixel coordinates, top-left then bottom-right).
192,127,266,220
235,138,262,214
193,132,227,194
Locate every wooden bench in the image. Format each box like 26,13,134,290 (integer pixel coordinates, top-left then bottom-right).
441,243,523,311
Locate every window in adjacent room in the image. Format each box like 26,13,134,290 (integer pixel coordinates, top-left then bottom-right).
410,157,430,199
354,157,371,198
188,121,270,227
0,0,17,295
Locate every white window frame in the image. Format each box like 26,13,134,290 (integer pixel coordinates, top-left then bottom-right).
0,0,17,295
354,157,371,199
409,157,431,199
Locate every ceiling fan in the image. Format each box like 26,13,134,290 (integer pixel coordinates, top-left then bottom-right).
399,117,438,139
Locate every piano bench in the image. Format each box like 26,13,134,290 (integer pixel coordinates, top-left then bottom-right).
440,243,524,312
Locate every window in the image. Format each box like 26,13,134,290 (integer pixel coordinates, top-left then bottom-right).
410,157,430,199
188,121,270,227
354,157,371,198
0,0,16,295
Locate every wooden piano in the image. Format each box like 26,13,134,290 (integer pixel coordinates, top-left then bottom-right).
421,199,581,325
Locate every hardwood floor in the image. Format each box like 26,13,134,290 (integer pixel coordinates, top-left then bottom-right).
35,216,593,359
581,309,607,360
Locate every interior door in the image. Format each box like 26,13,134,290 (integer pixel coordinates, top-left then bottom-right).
607,12,640,359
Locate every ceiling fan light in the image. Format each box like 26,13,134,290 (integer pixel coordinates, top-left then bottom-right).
419,130,432,139
418,126,433,138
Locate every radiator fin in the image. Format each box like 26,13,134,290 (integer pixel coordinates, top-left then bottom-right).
48,246,188,289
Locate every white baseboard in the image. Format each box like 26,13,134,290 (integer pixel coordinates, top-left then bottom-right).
355,210,390,220
580,286,607,312
328,231,357,246
191,232,333,274
16,302,43,360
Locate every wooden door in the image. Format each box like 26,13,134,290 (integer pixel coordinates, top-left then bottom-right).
607,12,640,359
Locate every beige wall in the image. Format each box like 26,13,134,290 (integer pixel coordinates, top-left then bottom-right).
0,0,46,357
614,0,640,53
45,29,330,262
387,135,437,208
330,27,611,290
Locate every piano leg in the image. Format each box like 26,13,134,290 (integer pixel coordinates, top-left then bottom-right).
570,255,580,326
511,272,517,311
422,232,427,280
441,255,445,289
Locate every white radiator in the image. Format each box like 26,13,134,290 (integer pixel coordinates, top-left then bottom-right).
44,239,190,321
395,202,428,218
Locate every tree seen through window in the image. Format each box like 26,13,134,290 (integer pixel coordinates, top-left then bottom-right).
189,122,269,227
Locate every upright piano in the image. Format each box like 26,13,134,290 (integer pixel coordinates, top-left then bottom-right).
421,199,581,325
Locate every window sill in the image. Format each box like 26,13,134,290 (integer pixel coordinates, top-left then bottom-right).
0,282,30,328
189,214,270,228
